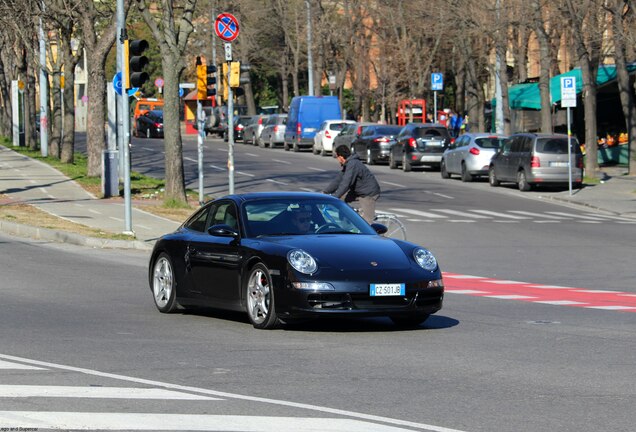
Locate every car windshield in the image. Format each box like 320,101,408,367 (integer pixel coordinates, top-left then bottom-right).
414,127,449,139
536,137,581,154
329,122,349,131
475,137,505,149
242,198,377,238
376,126,402,135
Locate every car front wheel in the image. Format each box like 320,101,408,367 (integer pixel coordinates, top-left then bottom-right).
151,253,178,313
245,263,280,329
389,152,397,169
440,160,451,179
402,154,412,172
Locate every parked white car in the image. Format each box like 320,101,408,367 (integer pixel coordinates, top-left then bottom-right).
312,120,356,156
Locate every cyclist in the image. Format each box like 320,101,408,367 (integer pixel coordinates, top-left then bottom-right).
323,144,381,223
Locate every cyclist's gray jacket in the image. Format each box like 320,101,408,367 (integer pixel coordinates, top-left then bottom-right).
324,154,381,199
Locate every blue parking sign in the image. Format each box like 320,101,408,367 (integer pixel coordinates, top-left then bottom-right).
431,73,443,91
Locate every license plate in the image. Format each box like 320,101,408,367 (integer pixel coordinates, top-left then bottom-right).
304,128,316,133
370,283,405,296
549,161,569,167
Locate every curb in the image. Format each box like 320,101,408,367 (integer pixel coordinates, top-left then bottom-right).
0,220,154,251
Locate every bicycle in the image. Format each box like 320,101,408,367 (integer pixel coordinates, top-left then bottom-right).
352,206,407,241
374,211,407,241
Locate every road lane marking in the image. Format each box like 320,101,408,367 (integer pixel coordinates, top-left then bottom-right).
237,171,255,177
245,153,258,157
485,295,536,300
433,209,490,219
307,167,326,172
390,208,446,218
184,157,197,163
533,300,587,305
273,159,291,165
0,385,218,400
381,181,404,188
267,179,289,185
0,360,45,370
584,306,636,310
0,412,425,432
0,354,469,432
471,210,529,219
208,165,225,171
546,211,607,220
509,211,567,219
445,290,489,295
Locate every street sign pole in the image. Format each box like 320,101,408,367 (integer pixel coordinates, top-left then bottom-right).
561,76,577,197
434,91,438,123
227,61,234,195
197,100,205,204
431,73,443,123
215,12,240,195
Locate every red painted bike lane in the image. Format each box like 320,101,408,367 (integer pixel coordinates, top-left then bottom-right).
443,273,636,312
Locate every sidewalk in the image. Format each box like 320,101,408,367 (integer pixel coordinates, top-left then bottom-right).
0,145,179,250
541,165,636,218
1,144,635,250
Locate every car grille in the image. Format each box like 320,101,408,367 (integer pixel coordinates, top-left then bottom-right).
307,293,415,310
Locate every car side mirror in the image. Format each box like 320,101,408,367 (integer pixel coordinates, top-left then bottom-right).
371,223,388,235
208,224,239,238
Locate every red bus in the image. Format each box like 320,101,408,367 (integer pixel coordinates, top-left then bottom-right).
397,99,426,126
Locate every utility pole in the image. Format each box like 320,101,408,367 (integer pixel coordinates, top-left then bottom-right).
39,0,48,157
117,0,133,235
306,0,314,96
494,0,504,134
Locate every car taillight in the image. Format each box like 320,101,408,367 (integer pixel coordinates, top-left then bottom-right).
408,137,417,149
469,147,480,155
258,117,263,125
154,122,162,128
357,126,362,135
325,130,332,139
274,125,279,133
235,125,243,131
531,156,541,167
374,137,389,143
576,157,583,169
297,123,302,135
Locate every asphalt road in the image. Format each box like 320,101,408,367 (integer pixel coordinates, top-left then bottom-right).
128,134,635,292
1,234,635,432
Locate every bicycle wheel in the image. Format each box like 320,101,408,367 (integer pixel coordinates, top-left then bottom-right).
375,214,407,241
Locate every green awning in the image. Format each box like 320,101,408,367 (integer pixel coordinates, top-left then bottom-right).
500,64,636,110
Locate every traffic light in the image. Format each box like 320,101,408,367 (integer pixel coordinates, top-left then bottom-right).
222,63,229,101
125,39,150,89
196,56,217,100
229,62,241,88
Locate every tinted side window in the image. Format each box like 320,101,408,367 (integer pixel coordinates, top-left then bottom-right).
185,207,210,232
510,137,522,152
501,138,513,155
475,137,504,149
210,202,238,230
522,138,533,152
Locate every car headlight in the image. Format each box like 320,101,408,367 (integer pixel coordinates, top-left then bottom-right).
413,248,438,271
287,249,317,274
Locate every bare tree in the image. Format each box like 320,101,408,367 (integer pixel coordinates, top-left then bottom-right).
135,0,198,204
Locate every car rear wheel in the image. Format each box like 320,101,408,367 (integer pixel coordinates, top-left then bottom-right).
402,154,412,172
389,153,397,169
366,149,374,165
390,313,430,327
312,145,319,155
151,253,178,313
283,142,289,151
461,162,473,182
518,170,532,191
440,160,451,179
245,263,280,329
489,166,500,187
252,135,257,146
320,146,327,157
269,136,275,148
293,142,300,152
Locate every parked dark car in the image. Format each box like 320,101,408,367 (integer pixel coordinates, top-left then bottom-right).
331,122,375,158
224,115,256,142
352,124,403,165
148,192,444,329
489,133,583,191
389,123,451,171
135,110,164,138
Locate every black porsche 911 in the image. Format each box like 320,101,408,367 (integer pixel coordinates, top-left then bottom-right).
148,192,444,329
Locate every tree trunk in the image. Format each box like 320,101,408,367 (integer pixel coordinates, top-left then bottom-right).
60,71,75,164
162,58,186,203
533,0,553,133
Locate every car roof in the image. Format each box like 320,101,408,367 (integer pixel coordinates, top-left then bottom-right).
211,191,339,205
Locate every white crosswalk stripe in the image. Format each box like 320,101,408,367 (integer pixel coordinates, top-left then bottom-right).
0,385,218,400
383,208,634,224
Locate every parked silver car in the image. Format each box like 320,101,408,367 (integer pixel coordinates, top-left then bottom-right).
259,114,288,148
441,133,507,182
489,133,583,191
243,114,270,146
